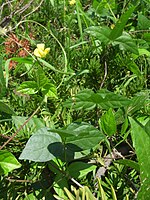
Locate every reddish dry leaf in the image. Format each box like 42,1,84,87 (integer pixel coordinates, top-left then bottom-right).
4,33,32,69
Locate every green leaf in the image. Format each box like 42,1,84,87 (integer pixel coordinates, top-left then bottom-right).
64,89,131,110
143,33,150,43
92,0,107,15
101,108,117,136
41,83,57,98
145,120,150,137
138,14,150,30
68,162,96,179
16,81,38,95
98,179,108,200
114,33,139,55
109,6,135,40
11,57,33,64
110,185,117,200
0,101,16,115
64,89,96,110
0,57,6,98
36,66,49,89
84,186,97,200
129,117,150,200
127,95,147,115
126,61,142,76
53,174,69,200
19,127,62,162
138,48,150,57
50,0,54,6
86,26,111,44
24,193,37,200
4,59,10,88
114,159,140,171
53,122,105,151
121,117,128,135
0,150,21,175
38,58,73,75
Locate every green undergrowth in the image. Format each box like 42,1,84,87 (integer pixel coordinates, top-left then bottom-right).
0,0,150,199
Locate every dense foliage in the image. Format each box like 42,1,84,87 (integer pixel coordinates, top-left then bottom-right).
0,0,150,199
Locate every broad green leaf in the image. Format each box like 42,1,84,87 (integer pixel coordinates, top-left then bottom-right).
145,120,150,137
138,14,150,30
101,108,117,136
109,6,135,40
114,159,140,171
127,95,147,115
86,26,111,44
52,122,105,151
64,89,131,110
129,117,150,200
114,33,139,55
0,101,16,115
0,57,6,98
64,89,96,110
143,33,150,43
16,81,38,95
41,83,57,98
36,66,49,89
19,127,62,162
68,162,96,179
95,90,131,109
0,150,21,175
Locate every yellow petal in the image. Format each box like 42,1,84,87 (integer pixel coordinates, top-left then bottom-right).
37,43,45,51
69,0,76,5
44,48,50,54
38,49,45,58
34,48,42,57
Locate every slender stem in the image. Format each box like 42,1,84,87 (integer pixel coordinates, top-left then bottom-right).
0,105,41,150
107,3,117,22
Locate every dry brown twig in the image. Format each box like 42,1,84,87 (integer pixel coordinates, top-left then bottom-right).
0,0,44,30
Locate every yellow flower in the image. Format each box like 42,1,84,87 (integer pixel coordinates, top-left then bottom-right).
34,44,50,58
69,0,76,6
110,24,115,29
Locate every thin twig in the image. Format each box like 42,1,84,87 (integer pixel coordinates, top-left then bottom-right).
129,29,150,34
14,0,34,15
71,178,84,188
0,106,40,150
0,134,11,139
6,177,33,183
0,0,15,19
100,61,107,89
21,0,44,20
